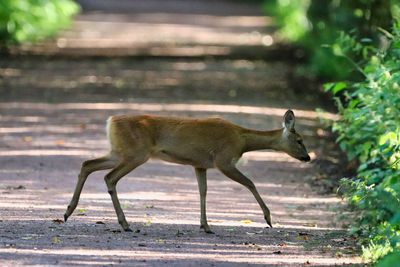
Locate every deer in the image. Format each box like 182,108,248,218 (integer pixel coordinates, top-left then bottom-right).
64,110,310,233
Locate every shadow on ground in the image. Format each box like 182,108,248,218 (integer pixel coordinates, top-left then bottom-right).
1,219,357,266
0,99,360,266
0,0,357,265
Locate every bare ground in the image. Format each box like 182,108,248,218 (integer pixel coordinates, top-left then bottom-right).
0,58,362,266
0,0,363,266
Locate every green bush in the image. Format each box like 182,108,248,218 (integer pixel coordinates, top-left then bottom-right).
0,0,80,45
263,0,395,80
265,0,400,263
263,0,311,42
326,19,400,262
377,248,400,267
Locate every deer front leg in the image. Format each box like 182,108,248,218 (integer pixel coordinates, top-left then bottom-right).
195,168,214,234
216,162,272,228
104,157,147,232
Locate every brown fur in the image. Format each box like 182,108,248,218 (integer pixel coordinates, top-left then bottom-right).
64,110,310,233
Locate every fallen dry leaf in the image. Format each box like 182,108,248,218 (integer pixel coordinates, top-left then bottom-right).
56,140,65,145
22,137,33,142
302,223,317,227
52,219,64,224
278,243,286,247
239,220,252,224
209,220,224,223
95,221,105,224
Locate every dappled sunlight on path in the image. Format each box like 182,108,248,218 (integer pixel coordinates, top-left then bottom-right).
0,100,361,265
14,0,278,58
0,0,359,264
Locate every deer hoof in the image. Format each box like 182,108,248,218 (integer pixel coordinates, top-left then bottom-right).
64,214,68,222
200,225,214,234
124,228,133,232
264,216,272,228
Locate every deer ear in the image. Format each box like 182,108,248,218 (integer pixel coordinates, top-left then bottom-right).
283,110,295,131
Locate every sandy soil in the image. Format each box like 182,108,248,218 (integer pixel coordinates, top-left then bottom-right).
0,70,362,265
0,99,362,266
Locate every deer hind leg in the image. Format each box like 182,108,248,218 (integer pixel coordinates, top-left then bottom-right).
64,153,119,222
195,168,214,234
104,155,149,232
215,160,272,228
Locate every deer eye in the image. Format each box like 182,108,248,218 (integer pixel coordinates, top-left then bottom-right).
297,140,302,144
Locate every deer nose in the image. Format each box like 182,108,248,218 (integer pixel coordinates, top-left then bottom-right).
302,155,311,162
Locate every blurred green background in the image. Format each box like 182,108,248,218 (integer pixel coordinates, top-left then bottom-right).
263,0,397,80
262,1,399,265
0,0,79,45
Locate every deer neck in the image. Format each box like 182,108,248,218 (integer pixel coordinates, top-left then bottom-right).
242,128,283,153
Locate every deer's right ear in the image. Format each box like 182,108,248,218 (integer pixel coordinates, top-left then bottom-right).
283,110,295,131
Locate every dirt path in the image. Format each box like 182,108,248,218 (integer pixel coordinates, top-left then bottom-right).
0,1,362,266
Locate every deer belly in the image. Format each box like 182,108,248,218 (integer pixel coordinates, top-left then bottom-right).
152,149,214,168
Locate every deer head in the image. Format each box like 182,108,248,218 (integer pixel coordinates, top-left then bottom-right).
280,110,310,162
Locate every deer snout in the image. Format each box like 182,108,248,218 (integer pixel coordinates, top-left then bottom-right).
301,155,311,162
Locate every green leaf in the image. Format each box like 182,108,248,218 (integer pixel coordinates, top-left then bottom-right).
390,212,400,225
360,38,372,43
377,251,400,267
379,132,397,146
393,41,400,48
332,82,347,95
348,99,359,108
324,83,335,92
332,43,344,56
